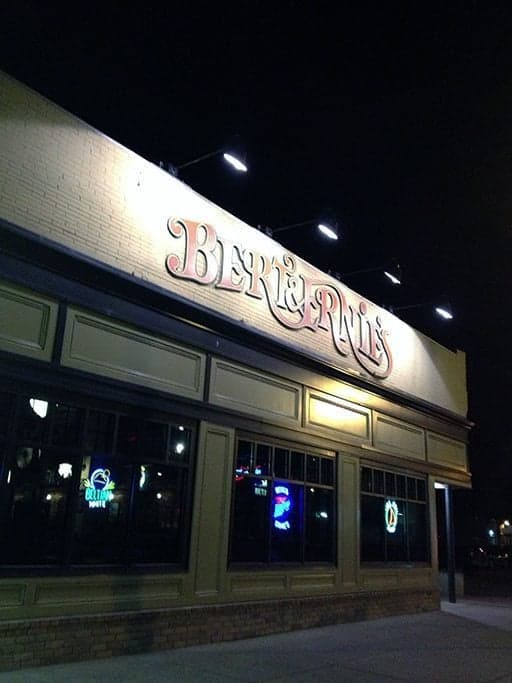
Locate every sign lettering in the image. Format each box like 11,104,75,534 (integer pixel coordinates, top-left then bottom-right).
165,218,393,379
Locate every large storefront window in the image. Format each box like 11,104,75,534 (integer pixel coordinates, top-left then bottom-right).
0,390,195,569
230,438,336,565
360,466,429,563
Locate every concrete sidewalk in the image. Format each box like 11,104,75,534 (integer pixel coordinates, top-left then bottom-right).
2,599,512,682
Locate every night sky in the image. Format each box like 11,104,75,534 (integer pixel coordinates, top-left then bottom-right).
1,3,511,537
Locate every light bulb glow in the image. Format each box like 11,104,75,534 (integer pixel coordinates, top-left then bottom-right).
435,307,453,320
29,399,48,418
223,153,247,172
318,223,338,240
58,463,73,479
384,270,401,285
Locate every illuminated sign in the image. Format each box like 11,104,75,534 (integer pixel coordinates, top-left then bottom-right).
83,468,116,509
385,499,399,533
165,218,393,379
58,462,73,479
254,479,268,496
273,485,292,530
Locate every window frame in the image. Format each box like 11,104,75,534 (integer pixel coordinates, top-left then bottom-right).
0,387,197,574
228,434,337,568
360,463,430,566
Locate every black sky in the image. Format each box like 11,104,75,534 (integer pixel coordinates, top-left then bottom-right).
1,2,511,531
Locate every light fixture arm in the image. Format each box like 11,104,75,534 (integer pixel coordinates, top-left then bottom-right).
272,220,319,234
177,148,224,171
390,300,454,320
340,266,384,277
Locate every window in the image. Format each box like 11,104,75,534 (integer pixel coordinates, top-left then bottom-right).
230,438,336,565
360,466,429,563
0,390,195,569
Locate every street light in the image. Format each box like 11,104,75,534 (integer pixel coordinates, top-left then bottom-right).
271,218,340,241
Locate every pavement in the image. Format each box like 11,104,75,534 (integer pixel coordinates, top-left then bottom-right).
3,599,512,682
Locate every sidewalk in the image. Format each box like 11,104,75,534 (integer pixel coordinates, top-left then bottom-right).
2,599,512,682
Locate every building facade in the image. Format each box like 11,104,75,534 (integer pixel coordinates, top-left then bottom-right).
0,71,471,670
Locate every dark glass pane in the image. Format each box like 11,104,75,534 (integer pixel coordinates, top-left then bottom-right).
407,501,428,562
385,472,396,497
0,391,14,441
271,481,303,562
306,455,320,484
84,410,115,454
384,498,407,561
396,475,406,499
305,488,334,562
361,467,373,493
373,469,384,495
230,477,269,562
321,457,334,486
361,494,384,561
235,440,252,477
290,451,304,481
274,448,289,478
116,415,143,459
140,421,168,461
131,464,187,563
169,425,192,463
407,477,417,501
417,478,426,502
16,397,48,444
50,403,83,447
71,454,131,564
255,444,271,476
0,447,73,564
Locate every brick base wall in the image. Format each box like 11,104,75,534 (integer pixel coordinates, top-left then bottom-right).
0,588,439,671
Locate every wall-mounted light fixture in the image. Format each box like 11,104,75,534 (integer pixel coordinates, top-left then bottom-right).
340,259,402,286
390,299,454,320
270,218,340,241
160,136,248,177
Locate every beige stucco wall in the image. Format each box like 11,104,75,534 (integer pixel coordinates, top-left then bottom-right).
0,70,468,416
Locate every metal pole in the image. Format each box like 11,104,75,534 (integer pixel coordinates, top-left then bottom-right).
444,485,456,603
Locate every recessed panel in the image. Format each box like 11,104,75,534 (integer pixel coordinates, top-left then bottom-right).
61,308,205,400
0,281,57,361
374,414,426,460
209,359,301,425
307,390,370,442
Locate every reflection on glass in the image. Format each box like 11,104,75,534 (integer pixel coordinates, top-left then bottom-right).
1,447,72,565
131,464,187,563
305,488,334,562
230,477,269,562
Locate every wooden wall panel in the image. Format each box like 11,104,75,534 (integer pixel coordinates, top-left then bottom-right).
373,413,426,460
0,280,57,361
426,433,467,472
305,389,371,443
61,308,206,400
209,358,301,425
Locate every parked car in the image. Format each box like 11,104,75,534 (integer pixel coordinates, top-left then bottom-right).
468,545,512,569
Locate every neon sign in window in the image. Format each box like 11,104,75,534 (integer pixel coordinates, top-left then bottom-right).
273,484,292,531
385,499,399,533
84,468,116,509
